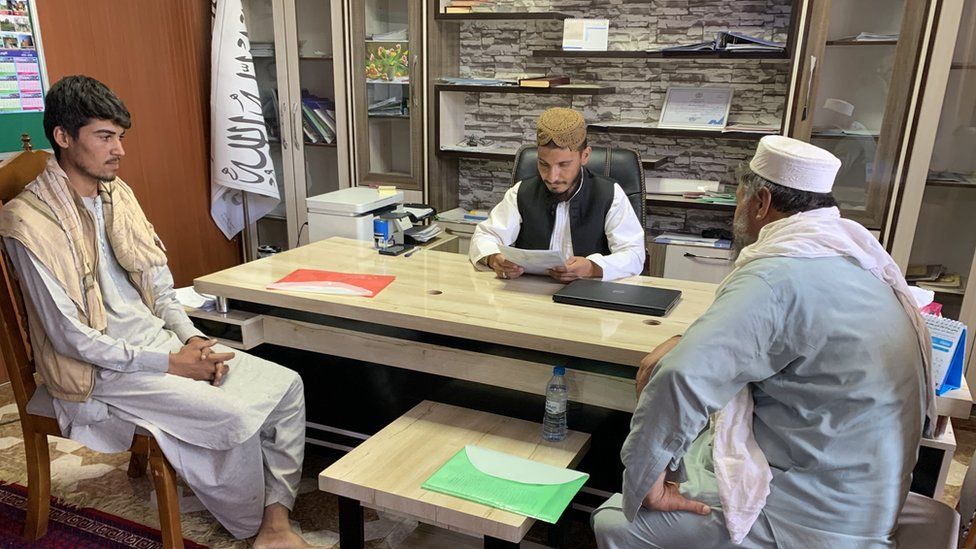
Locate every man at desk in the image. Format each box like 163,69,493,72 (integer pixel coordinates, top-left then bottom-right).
592,136,933,547
468,107,645,282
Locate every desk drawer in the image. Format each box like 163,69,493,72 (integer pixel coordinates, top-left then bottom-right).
663,244,734,284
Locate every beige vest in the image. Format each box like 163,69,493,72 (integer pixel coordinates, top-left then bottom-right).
0,159,168,401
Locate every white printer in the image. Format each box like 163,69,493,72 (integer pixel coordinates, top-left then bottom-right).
306,187,404,242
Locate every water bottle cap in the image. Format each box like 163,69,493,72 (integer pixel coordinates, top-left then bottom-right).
553,366,565,376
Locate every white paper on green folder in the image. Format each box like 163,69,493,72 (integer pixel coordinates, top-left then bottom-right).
421,445,589,524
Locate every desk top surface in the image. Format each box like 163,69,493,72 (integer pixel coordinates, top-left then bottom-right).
194,237,718,367
318,400,591,542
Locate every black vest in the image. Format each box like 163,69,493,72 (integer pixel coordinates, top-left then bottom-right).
513,167,615,257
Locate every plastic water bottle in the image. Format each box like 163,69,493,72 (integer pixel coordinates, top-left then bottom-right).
542,366,568,442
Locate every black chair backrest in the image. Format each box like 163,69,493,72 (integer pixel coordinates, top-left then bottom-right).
511,145,646,228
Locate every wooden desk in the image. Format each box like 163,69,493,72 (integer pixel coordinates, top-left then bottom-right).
319,401,590,547
194,237,719,413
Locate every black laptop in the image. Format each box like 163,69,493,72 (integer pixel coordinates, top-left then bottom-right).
552,279,682,316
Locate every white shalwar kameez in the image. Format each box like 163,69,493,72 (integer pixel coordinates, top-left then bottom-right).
4,195,305,539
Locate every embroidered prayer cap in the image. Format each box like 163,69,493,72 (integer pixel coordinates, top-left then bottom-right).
749,135,841,194
537,107,587,150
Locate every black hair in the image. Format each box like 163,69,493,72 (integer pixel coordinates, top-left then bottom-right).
737,166,838,215
539,138,589,152
43,75,131,158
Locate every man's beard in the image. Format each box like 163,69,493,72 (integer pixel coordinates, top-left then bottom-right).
731,214,757,261
82,165,116,183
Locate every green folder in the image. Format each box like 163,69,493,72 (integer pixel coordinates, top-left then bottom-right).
421,445,589,524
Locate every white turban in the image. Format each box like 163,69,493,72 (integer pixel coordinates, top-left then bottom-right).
749,135,842,194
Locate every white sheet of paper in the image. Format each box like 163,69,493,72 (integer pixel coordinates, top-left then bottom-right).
499,245,568,275
562,19,609,51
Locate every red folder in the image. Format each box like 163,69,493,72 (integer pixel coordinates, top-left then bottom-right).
267,269,395,298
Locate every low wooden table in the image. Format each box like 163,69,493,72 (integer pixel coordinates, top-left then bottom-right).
319,401,591,548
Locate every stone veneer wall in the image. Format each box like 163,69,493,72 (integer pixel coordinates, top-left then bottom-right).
450,0,793,235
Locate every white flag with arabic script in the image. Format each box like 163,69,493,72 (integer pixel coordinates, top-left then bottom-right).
210,0,280,240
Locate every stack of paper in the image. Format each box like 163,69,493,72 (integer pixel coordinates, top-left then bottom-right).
841,32,899,42
370,28,408,41
251,42,274,57
367,97,406,117
653,233,732,249
405,224,442,243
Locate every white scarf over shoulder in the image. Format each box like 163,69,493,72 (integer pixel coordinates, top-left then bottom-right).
712,207,935,544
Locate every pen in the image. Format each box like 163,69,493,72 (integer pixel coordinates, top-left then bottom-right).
404,247,419,258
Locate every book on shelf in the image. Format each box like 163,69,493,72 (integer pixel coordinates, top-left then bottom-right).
301,117,321,144
448,0,489,6
301,95,337,144
906,264,946,282
445,6,472,13
519,75,571,88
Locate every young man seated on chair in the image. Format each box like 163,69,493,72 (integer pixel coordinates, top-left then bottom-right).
468,107,645,282
0,75,312,548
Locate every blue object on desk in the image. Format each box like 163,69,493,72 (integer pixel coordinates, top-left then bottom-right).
925,314,967,396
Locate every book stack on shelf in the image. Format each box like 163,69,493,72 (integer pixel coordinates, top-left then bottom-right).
300,94,338,145
907,264,966,294
445,0,493,14
251,42,274,58
368,97,408,118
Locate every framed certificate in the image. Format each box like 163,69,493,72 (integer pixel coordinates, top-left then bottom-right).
658,87,733,131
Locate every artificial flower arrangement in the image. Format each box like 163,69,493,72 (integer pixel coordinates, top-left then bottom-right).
366,43,409,81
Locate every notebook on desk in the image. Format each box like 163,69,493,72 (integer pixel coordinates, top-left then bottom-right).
552,279,682,316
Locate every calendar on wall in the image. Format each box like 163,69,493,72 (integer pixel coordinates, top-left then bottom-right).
0,0,42,114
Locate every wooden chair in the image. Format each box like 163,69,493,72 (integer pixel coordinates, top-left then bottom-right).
0,135,185,548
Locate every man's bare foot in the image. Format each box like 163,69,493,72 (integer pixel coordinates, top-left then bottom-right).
253,503,315,548
252,527,313,549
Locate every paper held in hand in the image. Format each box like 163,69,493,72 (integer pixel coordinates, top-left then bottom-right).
499,245,569,275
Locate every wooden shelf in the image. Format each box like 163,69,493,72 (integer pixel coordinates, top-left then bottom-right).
642,157,670,170
304,142,337,148
926,179,976,190
811,132,880,140
825,40,898,46
435,83,616,95
532,49,790,61
437,148,518,161
437,148,670,169
588,123,774,140
300,55,334,61
368,113,410,119
435,12,572,21
646,194,736,211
